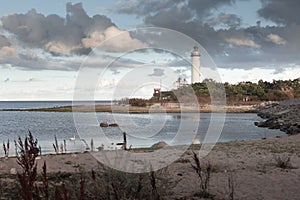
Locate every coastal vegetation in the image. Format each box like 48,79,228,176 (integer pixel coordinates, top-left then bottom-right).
150,78,300,105
1,78,298,114
113,78,300,107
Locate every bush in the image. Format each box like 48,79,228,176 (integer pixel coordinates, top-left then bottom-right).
274,154,292,169
191,151,214,199
15,130,40,200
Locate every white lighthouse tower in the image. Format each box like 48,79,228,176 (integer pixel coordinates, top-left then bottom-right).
191,46,201,84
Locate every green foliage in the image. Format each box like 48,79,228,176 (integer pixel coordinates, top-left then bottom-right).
129,98,147,107
139,78,300,104
189,78,300,103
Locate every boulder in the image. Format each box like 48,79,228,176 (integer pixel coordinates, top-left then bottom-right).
151,141,168,149
109,123,119,127
287,126,300,135
10,168,17,175
100,122,109,127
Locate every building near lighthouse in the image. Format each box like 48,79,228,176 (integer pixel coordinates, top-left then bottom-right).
191,46,201,84
152,46,201,101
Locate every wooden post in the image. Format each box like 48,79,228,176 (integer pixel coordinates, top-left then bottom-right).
123,132,127,150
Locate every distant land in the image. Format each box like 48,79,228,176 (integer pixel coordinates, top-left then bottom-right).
2,78,299,113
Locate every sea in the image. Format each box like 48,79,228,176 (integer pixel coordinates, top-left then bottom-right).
0,101,286,156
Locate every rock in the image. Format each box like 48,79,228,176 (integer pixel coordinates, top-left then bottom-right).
192,138,201,144
256,102,300,135
100,122,109,127
287,126,300,135
109,123,119,127
256,120,270,127
10,168,17,175
151,141,168,149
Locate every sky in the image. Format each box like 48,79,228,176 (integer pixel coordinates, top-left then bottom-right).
0,0,299,100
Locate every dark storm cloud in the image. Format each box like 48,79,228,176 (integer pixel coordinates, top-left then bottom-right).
116,0,183,16
207,13,241,28
118,0,300,69
1,3,115,55
187,0,235,18
137,0,241,57
258,0,300,25
117,0,234,19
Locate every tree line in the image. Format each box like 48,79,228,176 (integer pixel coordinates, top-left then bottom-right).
124,78,300,106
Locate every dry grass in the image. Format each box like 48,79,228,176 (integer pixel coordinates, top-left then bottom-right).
274,154,293,169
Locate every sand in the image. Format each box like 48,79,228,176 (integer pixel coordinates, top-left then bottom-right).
1,134,300,199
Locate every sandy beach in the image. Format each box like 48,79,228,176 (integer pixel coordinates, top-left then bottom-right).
1,133,300,199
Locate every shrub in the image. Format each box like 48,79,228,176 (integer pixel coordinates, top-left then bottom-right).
191,151,214,199
15,130,40,200
274,154,292,169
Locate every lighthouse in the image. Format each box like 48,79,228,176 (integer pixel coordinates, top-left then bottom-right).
191,46,201,84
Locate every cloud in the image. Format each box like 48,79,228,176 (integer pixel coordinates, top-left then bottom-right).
82,26,147,52
117,0,300,69
266,34,286,45
110,68,120,75
148,68,165,77
0,35,11,48
117,0,235,23
1,1,300,72
207,13,241,28
0,35,16,58
226,37,261,48
44,41,82,55
1,3,145,56
0,3,149,71
116,0,181,16
258,0,300,25
3,78,9,82
187,0,235,19
0,46,16,58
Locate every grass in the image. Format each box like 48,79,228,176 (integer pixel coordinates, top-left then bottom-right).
191,151,215,199
274,154,293,169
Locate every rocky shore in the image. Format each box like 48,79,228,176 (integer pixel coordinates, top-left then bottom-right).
255,100,300,135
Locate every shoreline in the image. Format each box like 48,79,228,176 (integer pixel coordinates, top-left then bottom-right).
0,134,293,173
1,134,300,199
0,104,258,113
255,100,300,135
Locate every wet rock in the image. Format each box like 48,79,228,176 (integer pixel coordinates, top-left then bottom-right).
109,123,119,127
100,122,109,127
256,101,300,135
287,126,300,135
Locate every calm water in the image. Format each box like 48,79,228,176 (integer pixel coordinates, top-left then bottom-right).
0,102,286,156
